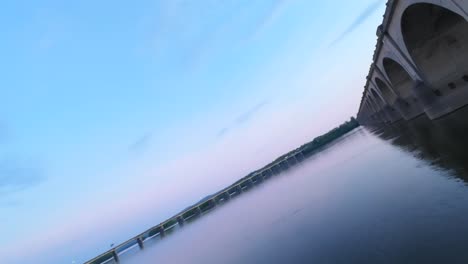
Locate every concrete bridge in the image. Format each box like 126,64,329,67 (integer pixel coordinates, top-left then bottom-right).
356,0,468,125
85,150,306,264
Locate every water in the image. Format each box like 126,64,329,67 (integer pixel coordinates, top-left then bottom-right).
115,108,468,264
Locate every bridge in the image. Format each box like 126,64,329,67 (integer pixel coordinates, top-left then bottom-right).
356,0,468,125
85,150,306,264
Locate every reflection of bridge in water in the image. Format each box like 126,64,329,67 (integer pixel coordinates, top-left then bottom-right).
86,151,307,264
371,104,468,183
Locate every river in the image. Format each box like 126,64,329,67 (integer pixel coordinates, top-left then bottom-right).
114,107,468,264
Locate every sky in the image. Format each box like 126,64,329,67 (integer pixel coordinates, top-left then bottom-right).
0,0,386,263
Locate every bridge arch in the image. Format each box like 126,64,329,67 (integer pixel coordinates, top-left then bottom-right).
368,92,391,123
365,97,378,113
363,101,377,123
382,57,415,101
369,88,386,109
366,96,380,119
401,3,468,97
375,77,398,105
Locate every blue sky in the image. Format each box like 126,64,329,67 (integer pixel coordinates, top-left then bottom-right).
0,0,385,263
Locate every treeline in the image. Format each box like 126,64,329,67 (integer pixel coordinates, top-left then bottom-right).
256,117,360,172
299,116,360,156
191,117,360,211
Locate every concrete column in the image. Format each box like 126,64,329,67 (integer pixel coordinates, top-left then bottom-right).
137,237,144,249
236,185,242,194
254,175,263,183
411,81,438,109
394,97,409,111
159,226,166,238
375,105,392,124
268,168,274,176
112,250,119,263
224,192,230,200
196,207,203,215
382,105,401,123
177,216,185,227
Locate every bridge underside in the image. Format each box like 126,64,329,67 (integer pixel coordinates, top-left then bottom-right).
357,0,468,126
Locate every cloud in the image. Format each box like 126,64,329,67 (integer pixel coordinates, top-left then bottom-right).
148,0,295,72
216,127,229,138
0,158,46,195
249,0,294,40
128,133,152,155
329,0,383,46
217,100,269,138
235,100,269,124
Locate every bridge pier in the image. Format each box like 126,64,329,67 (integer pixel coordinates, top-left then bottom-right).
299,151,305,160
159,226,166,238
225,192,231,200
358,0,468,122
177,216,185,227
268,168,274,176
274,164,281,174
112,250,119,263
137,237,144,249
252,176,260,184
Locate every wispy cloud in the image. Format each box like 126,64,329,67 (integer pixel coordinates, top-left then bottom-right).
128,133,152,155
148,0,295,72
0,158,46,195
216,127,229,138
217,100,269,138
329,0,383,46
249,0,294,40
235,100,269,124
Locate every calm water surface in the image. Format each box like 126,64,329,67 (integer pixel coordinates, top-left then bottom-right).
117,108,468,264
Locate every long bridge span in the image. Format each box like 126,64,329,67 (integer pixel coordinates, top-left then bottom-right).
85,151,306,264
356,0,468,125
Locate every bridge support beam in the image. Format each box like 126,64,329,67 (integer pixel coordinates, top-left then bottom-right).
112,250,119,263
137,237,144,249
159,226,166,238
275,164,281,173
177,216,185,227
268,168,274,176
